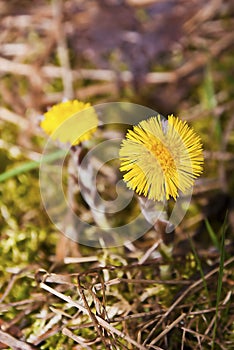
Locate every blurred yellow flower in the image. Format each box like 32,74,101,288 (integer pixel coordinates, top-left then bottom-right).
119,115,204,201
40,100,98,145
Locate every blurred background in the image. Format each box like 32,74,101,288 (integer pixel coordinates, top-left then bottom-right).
0,0,234,349
1,0,234,248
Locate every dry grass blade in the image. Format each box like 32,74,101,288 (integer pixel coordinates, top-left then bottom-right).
77,275,110,347
40,282,148,350
62,328,93,350
52,0,74,99
0,274,18,303
142,256,234,346
0,330,36,350
166,256,234,318
0,107,29,129
184,0,222,31
138,239,162,265
63,256,98,264
148,313,186,346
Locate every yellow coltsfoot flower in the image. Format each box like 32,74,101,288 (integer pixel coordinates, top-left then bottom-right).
119,115,204,201
40,100,98,145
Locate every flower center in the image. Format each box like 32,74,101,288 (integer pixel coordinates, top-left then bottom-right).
148,140,176,173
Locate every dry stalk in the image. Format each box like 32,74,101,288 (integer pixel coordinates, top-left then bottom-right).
62,327,93,350
40,282,149,350
142,256,234,346
52,0,74,99
0,330,36,350
148,313,186,346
